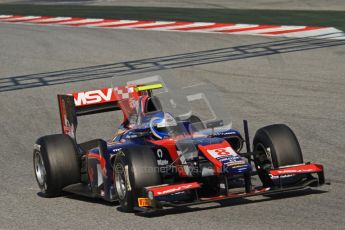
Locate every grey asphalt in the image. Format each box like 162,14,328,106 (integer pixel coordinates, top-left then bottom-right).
1,0,345,11
0,22,345,230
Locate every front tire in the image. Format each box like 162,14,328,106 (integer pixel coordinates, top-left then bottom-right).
253,124,303,186
114,147,161,212
33,134,80,197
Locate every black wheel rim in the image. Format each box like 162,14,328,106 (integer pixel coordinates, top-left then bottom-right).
254,143,273,170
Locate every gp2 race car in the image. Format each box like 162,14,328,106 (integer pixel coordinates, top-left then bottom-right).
33,77,326,213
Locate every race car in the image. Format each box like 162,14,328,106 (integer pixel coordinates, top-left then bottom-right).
33,79,326,213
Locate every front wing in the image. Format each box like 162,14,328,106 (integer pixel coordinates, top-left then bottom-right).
135,163,326,212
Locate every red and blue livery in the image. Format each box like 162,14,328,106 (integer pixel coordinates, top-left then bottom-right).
33,81,326,213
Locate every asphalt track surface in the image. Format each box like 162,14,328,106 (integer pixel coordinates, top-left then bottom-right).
0,22,345,230
1,0,345,11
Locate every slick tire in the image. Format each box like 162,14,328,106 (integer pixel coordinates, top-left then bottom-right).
114,147,161,212
253,124,303,186
33,134,80,197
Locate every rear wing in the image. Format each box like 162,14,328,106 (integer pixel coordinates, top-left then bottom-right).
57,84,163,140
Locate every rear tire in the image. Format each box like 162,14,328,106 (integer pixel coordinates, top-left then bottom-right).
253,124,303,186
33,134,80,197
114,147,161,212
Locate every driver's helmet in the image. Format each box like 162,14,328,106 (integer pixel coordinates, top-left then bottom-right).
150,112,177,139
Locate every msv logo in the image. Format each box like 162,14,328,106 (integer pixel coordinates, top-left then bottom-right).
73,88,114,106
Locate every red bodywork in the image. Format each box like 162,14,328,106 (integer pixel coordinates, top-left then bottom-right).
198,141,235,176
143,163,324,206
269,164,323,176
146,182,201,197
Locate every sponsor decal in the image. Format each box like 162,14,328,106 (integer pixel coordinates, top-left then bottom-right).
225,161,246,167
138,198,151,207
156,148,169,166
218,156,242,162
157,184,194,195
156,149,163,158
277,169,313,174
73,88,113,106
112,148,122,153
146,182,201,197
270,174,294,179
157,159,169,166
269,164,323,176
215,132,237,136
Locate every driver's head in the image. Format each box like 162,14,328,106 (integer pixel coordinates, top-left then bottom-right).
150,112,177,139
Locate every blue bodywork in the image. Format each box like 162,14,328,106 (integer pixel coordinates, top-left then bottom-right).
86,111,251,201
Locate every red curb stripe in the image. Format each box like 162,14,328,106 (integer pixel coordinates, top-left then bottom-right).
0,15,337,39
216,25,280,33
135,21,193,29
35,17,83,24
100,20,156,28
66,19,120,26
173,23,236,31
261,26,323,35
